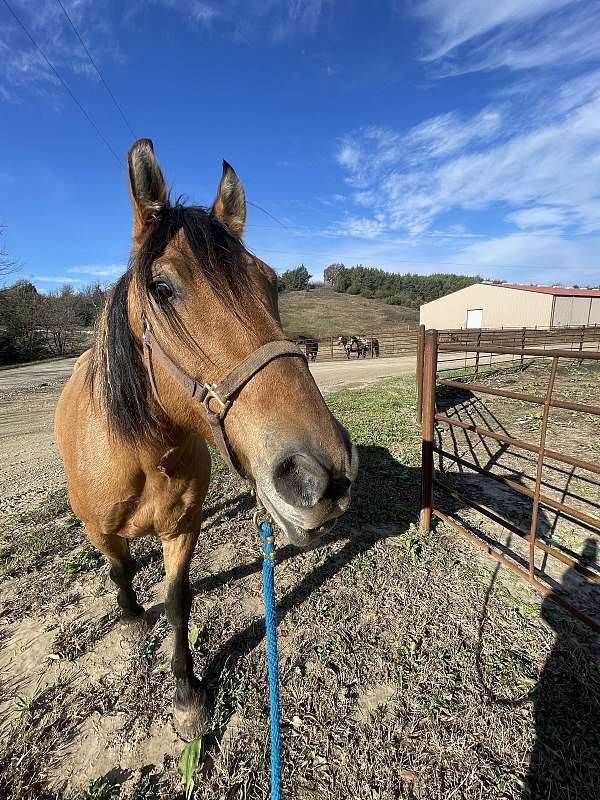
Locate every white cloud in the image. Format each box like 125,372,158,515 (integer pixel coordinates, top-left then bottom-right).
405,108,502,160
330,217,387,239
336,141,362,171
66,264,125,277
147,0,332,43
33,275,83,283
414,0,575,61
0,0,120,102
335,74,600,236
506,207,568,230
454,231,600,285
413,0,600,73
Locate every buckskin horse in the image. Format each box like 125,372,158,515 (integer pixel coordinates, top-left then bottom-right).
54,140,358,740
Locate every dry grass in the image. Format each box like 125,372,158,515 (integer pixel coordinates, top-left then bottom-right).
278,286,418,339
0,374,599,799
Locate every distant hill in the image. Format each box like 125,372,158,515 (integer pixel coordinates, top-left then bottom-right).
278,286,418,339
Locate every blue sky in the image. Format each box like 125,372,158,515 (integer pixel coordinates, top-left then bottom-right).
2,0,600,289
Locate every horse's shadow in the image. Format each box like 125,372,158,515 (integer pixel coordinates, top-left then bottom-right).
436,383,600,798
194,444,420,731
522,539,600,799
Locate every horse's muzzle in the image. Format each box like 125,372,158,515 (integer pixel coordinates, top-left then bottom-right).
256,429,358,547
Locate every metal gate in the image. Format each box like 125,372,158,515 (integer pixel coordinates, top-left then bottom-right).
417,328,600,631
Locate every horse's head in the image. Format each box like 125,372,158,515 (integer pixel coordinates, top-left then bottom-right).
104,139,357,546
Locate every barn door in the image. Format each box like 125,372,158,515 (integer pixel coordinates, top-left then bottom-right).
466,308,483,328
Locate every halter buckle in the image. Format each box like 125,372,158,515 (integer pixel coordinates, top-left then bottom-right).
202,383,230,419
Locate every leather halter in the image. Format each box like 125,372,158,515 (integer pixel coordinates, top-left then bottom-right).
141,316,306,479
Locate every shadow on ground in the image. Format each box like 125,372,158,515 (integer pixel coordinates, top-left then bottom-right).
196,443,419,684
523,538,600,800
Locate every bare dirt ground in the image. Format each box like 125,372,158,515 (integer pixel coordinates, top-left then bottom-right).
1,357,599,800
0,354,416,519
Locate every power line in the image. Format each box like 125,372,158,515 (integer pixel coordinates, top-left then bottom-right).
2,0,122,167
246,200,290,230
54,0,136,140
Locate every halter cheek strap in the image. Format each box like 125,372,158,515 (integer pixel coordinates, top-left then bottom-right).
141,316,306,480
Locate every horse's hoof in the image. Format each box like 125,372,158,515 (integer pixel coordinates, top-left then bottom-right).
173,690,210,741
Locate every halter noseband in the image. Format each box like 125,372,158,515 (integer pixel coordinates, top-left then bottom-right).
141,316,306,480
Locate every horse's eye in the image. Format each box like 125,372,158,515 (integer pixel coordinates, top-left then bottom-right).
151,280,173,303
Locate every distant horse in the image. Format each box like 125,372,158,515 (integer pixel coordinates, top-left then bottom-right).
54,139,357,741
338,335,368,359
368,337,379,357
297,335,319,362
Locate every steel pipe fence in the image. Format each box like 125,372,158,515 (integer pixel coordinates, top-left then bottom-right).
418,328,600,631
298,323,600,364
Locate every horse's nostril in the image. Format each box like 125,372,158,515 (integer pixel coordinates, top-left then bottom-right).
272,452,330,508
325,475,351,504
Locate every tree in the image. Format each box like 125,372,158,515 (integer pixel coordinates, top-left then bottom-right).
0,278,106,365
0,280,44,362
279,264,311,291
333,267,352,293
40,284,84,356
0,224,17,281
76,282,107,327
324,263,345,287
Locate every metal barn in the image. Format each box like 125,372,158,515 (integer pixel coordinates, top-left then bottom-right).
419,283,600,330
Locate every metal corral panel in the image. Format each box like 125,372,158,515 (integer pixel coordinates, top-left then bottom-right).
552,296,594,326
419,284,553,329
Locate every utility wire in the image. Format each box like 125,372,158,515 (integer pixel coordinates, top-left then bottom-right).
2,0,122,167
54,0,136,140
246,200,290,230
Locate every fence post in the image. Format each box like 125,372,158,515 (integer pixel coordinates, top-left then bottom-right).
330,336,333,360
416,324,425,423
420,329,438,534
520,327,526,367
474,329,482,376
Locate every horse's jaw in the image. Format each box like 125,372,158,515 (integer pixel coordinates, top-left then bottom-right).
256,490,339,547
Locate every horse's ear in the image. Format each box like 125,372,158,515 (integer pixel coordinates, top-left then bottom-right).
211,160,246,238
127,139,168,245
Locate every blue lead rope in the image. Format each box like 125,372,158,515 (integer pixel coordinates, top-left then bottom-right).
258,519,282,800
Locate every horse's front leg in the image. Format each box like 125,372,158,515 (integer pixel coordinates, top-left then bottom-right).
162,526,208,740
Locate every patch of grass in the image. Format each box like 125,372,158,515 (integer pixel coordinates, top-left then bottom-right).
78,778,117,800
178,739,202,800
278,285,417,339
210,661,260,732
15,687,50,720
51,613,115,661
0,681,100,800
63,547,104,574
0,489,84,578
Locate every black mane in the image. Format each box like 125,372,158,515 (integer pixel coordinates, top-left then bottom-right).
88,203,250,442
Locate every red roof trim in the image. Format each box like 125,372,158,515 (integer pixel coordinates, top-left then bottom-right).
488,283,600,297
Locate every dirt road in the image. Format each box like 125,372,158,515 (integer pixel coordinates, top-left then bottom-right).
0,354,417,512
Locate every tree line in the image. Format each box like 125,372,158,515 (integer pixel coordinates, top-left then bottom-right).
278,262,481,307
323,263,481,306
0,280,107,365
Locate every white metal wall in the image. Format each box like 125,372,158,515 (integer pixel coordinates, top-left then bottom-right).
551,296,595,326
420,284,553,329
